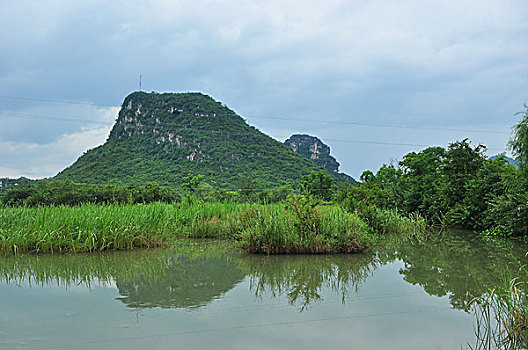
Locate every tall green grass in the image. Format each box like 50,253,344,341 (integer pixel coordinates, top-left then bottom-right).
352,204,427,237
0,199,426,255
238,205,373,254
0,202,250,254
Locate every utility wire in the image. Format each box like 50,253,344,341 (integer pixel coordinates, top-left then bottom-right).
0,113,507,152
2,113,113,125
0,95,116,107
50,307,440,349
0,94,511,135
246,115,510,135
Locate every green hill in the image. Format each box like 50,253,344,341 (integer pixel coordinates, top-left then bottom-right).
55,92,323,188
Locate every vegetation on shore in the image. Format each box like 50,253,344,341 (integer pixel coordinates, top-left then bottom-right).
0,196,425,255
1,102,526,259
335,105,528,237
0,177,296,207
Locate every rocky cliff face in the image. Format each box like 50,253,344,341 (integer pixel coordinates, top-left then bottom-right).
285,134,355,184
284,134,340,173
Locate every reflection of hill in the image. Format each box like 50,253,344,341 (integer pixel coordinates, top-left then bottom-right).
0,241,245,310
115,253,244,309
378,231,528,310
238,253,379,310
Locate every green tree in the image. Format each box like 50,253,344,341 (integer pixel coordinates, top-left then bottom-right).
485,105,528,236
398,146,445,218
181,174,204,194
300,170,335,201
509,103,528,181
440,139,487,226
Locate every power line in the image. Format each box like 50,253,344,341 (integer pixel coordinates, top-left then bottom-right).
0,95,117,108
2,113,113,125
0,113,508,152
246,115,510,135
0,94,511,135
301,137,506,152
50,307,438,349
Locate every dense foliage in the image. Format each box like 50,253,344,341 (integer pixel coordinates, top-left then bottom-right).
1,180,181,206
335,105,528,236
0,178,301,206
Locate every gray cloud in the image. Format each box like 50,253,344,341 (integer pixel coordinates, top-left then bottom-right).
1,0,527,178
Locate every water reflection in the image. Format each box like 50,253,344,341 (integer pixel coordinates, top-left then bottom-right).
115,253,244,309
379,231,528,311
240,253,378,310
0,233,526,313
0,241,246,310
0,242,380,311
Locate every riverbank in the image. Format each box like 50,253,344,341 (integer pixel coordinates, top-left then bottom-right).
0,198,426,255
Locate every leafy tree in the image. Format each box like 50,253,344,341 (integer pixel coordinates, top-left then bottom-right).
0,180,181,206
181,174,204,194
440,139,487,227
398,146,445,218
300,170,335,201
509,104,528,181
451,156,513,229
479,105,528,236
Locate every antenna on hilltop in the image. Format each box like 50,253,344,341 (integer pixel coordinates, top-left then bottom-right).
139,75,142,92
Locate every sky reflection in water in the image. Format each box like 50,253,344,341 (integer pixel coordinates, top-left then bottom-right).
0,234,526,349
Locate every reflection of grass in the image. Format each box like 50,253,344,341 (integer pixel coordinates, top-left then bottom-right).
239,253,378,310
468,265,528,349
0,241,380,312
0,240,231,288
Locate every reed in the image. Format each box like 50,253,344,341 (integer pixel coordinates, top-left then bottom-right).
353,204,427,237
237,205,374,254
0,199,425,255
469,265,528,349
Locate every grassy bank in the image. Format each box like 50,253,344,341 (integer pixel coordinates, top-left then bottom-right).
0,198,426,255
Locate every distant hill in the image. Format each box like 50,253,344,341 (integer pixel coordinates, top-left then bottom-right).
489,155,518,168
0,177,38,191
284,134,355,184
55,92,328,188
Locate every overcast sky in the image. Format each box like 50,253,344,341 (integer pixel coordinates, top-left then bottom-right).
1,0,527,180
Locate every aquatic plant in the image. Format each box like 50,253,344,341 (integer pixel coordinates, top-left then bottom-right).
468,264,528,349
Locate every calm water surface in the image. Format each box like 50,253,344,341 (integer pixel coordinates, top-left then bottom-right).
1,232,527,349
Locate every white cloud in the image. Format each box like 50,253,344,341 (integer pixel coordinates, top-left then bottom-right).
0,126,112,179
